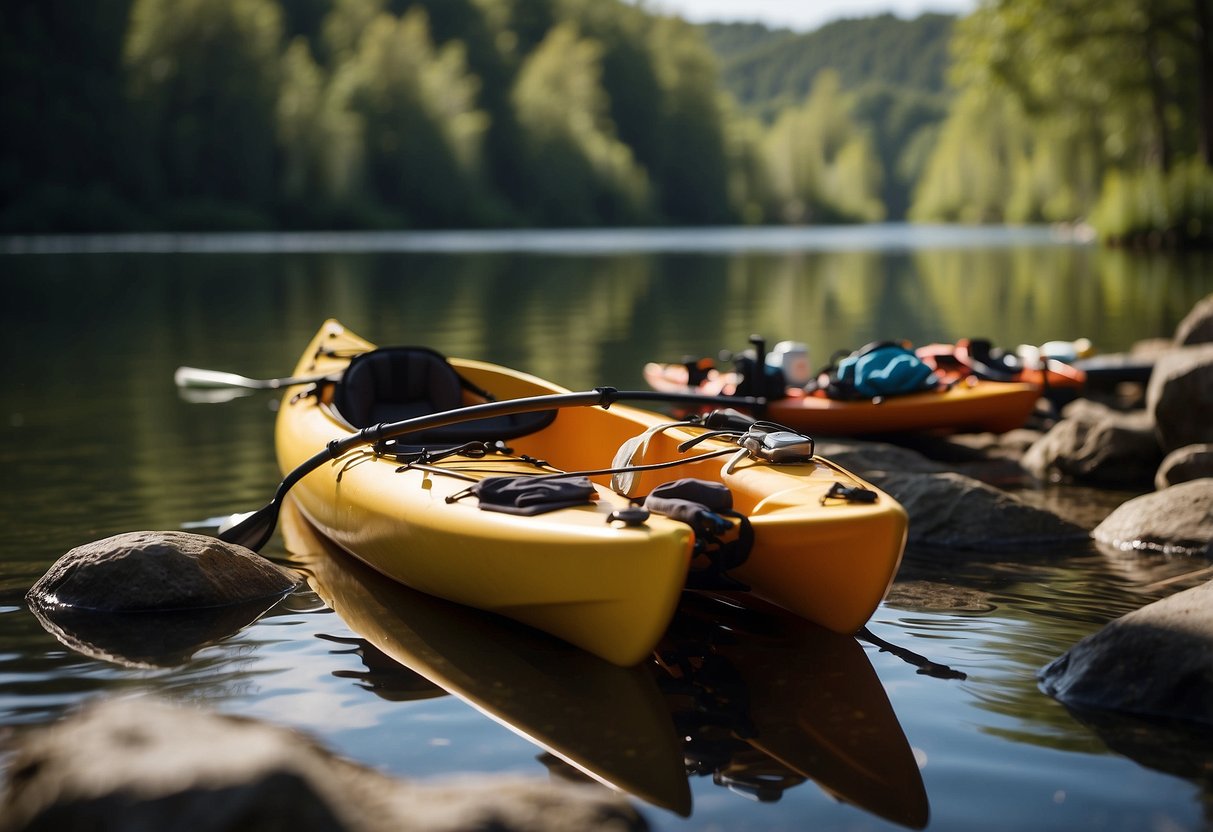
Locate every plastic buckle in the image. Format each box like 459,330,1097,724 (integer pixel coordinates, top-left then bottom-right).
607,506,650,527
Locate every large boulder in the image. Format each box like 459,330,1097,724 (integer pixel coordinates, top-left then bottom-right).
1092,478,1213,556
1038,580,1213,726
1020,400,1161,487
870,470,1088,551
1174,292,1213,345
0,697,645,832
818,440,1086,550
27,530,297,611
1155,443,1213,490
814,439,946,477
1146,343,1213,453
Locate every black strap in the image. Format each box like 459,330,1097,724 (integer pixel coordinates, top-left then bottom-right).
644,479,752,589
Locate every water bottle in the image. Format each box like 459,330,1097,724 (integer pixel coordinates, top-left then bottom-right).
767,341,811,388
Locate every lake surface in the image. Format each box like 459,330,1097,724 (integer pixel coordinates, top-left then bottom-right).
2,224,1212,830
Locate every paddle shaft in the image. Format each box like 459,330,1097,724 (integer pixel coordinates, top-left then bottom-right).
218,386,766,551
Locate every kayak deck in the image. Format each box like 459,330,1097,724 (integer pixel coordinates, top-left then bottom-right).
276,320,908,664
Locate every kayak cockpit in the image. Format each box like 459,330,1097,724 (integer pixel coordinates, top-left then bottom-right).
326,345,559,445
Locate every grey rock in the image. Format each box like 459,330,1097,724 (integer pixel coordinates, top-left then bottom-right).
1155,443,1213,490
814,439,946,477
1174,291,1213,345
27,530,297,611
1038,580,1213,726
1021,400,1161,487
817,439,1087,550
871,470,1089,551
1092,478,1213,556
0,697,647,832
1146,343,1213,453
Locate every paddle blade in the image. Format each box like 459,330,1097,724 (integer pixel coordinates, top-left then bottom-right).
175,366,266,389
217,504,279,551
177,387,256,405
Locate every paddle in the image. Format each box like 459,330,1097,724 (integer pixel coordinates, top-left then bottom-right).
218,386,766,552
175,366,340,390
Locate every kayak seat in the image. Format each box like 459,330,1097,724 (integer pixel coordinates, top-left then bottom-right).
332,347,557,444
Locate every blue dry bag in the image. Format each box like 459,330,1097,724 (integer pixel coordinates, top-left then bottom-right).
829,342,938,399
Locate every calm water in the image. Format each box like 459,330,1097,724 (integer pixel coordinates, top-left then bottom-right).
2,225,1212,830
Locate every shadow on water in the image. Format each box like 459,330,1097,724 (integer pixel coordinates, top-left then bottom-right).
280,497,930,827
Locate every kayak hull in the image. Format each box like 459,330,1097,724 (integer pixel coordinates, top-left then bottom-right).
277,320,908,663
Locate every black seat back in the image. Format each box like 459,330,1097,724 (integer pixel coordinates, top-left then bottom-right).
331,347,557,444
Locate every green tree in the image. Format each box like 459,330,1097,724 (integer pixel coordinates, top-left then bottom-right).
0,0,143,230
327,8,491,226
124,0,284,223
644,17,735,223
320,0,383,66
510,21,651,225
761,70,885,223
555,1,734,222
921,0,1213,231
851,84,949,219
910,87,1031,223
277,38,365,224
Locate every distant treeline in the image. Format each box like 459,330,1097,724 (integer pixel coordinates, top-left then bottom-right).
3,0,1210,242
0,0,895,232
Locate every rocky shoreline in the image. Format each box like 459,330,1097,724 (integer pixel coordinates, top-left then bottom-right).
4,294,1211,831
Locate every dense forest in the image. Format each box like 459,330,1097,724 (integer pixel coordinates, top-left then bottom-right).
2,0,1210,242
703,14,955,221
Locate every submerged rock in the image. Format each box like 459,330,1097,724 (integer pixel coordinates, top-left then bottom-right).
29,598,284,669
1038,580,1213,727
0,697,646,832
1092,479,1213,556
27,530,297,611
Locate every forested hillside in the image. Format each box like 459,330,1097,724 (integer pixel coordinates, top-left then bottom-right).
704,14,955,115
701,14,955,219
0,0,889,232
2,0,1209,241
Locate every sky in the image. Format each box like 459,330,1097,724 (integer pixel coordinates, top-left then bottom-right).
637,0,979,32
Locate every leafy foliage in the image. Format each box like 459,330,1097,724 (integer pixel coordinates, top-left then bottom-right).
708,14,956,119
911,0,1213,243
761,70,885,223
701,15,956,219
2,0,1206,240
124,0,285,221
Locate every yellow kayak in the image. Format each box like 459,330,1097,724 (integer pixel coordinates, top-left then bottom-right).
281,498,691,815
275,320,908,665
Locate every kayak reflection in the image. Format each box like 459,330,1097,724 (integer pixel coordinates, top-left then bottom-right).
280,496,692,816
283,497,928,827
656,592,930,828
